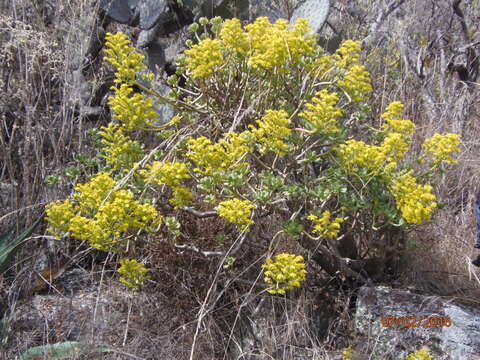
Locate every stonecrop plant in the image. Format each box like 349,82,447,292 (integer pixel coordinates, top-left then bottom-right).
45,16,462,291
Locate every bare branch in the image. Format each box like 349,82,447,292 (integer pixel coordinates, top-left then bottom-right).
175,244,224,257
183,207,217,218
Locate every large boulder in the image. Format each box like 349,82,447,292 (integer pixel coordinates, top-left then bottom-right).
354,286,480,359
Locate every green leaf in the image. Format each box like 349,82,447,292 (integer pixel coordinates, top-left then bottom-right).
0,213,44,274
17,341,112,360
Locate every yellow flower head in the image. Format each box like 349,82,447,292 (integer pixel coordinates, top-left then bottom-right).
390,170,437,224
245,17,316,70
405,348,432,360
186,132,252,175
338,64,373,102
423,133,462,165
99,123,144,171
45,199,76,236
381,101,415,137
263,253,306,295
299,90,342,135
104,32,147,84
184,38,223,79
333,40,362,68
337,140,386,173
118,258,150,289
220,18,249,55
217,198,254,231
250,109,291,155
107,84,158,132
307,211,345,238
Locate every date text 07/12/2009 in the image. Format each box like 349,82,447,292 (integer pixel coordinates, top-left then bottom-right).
380,316,451,328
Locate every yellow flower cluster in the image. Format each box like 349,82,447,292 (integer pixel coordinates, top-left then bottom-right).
185,17,316,78
381,101,415,137
332,40,372,102
307,211,345,239
108,84,158,132
337,140,387,173
118,258,150,289
219,18,249,55
73,172,116,215
184,38,223,79
216,198,254,231
104,32,147,84
143,161,193,208
186,132,252,175
381,132,409,164
423,133,462,165
249,110,291,155
390,170,437,224
338,64,373,102
299,90,342,135
99,123,144,171
262,253,306,295
45,172,159,252
45,199,76,237
338,101,414,173
306,54,334,78
244,17,315,70
333,40,361,68
342,346,355,360
405,348,432,360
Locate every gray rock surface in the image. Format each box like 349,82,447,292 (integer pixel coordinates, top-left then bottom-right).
139,0,168,30
290,0,330,33
355,286,480,359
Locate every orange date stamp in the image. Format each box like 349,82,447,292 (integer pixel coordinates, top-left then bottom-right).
380,316,451,328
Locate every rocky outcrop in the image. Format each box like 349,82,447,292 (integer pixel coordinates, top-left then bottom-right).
354,286,480,359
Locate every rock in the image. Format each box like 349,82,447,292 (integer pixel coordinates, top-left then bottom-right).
138,24,161,48
139,0,168,30
290,0,330,33
152,84,174,126
354,286,480,359
145,42,166,73
100,0,136,24
100,0,168,29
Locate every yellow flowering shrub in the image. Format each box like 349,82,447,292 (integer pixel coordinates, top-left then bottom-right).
390,170,437,224
333,40,362,68
245,17,316,70
405,348,432,360
338,64,373,102
263,254,306,295
342,346,355,360
216,198,254,231
423,133,462,165
307,211,345,239
73,172,115,216
118,259,150,289
45,17,463,295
